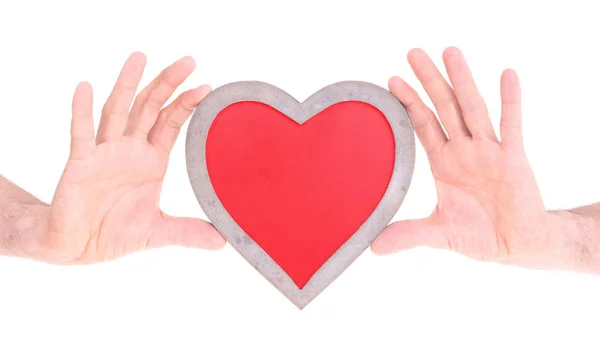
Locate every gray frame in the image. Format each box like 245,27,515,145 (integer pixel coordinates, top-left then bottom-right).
185,81,415,308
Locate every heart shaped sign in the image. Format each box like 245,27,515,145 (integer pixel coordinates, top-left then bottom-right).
185,81,415,308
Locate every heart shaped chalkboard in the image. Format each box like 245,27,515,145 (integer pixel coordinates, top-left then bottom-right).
185,81,415,308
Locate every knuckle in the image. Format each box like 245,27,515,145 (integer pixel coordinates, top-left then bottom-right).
406,105,432,130
158,69,181,90
461,102,483,117
115,79,138,93
179,99,197,112
101,105,129,119
144,98,164,111
500,117,521,130
165,115,183,129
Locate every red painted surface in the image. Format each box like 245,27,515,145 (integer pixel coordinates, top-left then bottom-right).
206,101,395,289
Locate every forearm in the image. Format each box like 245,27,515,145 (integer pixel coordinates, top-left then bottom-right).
549,203,600,274
0,175,48,257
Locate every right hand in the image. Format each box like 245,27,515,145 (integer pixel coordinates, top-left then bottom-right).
21,53,225,264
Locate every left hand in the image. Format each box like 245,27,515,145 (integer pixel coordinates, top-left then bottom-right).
371,47,567,271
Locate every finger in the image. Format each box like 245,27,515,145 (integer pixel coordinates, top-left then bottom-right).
147,212,226,250
124,56,196,139
388,76,447,154
370,216,449,255
148,84,211,153
408,48,470,138
96,52,146,144
70,82,96,160
499,69,524,151
443,47,497,141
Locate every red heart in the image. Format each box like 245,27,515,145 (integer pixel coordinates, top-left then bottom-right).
206,100,395,289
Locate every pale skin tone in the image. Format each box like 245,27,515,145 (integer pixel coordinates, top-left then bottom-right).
0,53,225,264
371,47,600,274
1,48,599,274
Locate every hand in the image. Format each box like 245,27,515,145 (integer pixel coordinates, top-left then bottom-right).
371,47,586,271
31,53,225,264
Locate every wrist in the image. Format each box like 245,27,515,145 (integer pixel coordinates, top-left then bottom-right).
547,208,600,274
0,201,49,258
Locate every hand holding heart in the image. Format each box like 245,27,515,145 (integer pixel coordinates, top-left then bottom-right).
22,53,226,263
372,47,580,272
17,47,583,275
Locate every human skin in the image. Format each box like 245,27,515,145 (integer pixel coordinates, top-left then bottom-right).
371,47,600,275
1,48,599,274
0,53,225,264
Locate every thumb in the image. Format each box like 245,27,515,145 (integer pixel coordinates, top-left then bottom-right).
371,216,449,255
149,212,226,250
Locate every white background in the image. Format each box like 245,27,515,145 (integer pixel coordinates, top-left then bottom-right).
1,0,600,346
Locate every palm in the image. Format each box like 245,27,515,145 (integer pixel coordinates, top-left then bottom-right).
431,140,517,259
372,47,549,265
50,139,164,261
38,53,224,264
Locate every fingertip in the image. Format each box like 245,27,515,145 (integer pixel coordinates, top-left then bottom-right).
443,46,462,58
370,225,399,256
370,243,394,256
76,81,92,91
369,242,390,256
211,235,228,250
183,84,212,105
191,218,227,250
177,56,197,70
407,48,433,69
388,76,401,89
204,224,227,250
501,68,520,84
387,76,413,100
73,81,93,105
129,51,146,62
197,84,212,97
126,52,147,72
407,47,424,59
500,68,521,101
